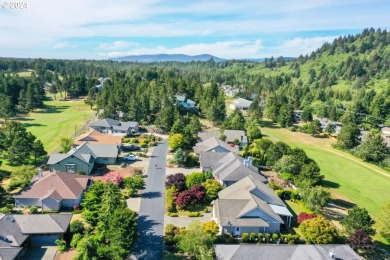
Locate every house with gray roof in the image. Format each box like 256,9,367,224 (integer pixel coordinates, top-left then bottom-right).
229,98,252,110
198,130,248,146
200,152,267,186
212,175,292,236
0,213,72,259
13,172,92,211
175,94,196,109
47,142,118,174
194,137,239,155
215,244,360,260
91,118,139,135
224,130,248,146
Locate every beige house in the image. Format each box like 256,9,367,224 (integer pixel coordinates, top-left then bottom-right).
13,172,92,211
212,176,292,236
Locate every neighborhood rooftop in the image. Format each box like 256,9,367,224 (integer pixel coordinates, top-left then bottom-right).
215,244,361,260
194,136,238,154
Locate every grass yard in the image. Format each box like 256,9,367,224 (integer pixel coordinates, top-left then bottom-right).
14,96,93,153
260,120,390,246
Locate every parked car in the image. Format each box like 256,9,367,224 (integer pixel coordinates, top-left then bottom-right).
123,154,139,161
122,144,140,152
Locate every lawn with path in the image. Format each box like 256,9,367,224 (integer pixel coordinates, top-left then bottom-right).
260,120,390,246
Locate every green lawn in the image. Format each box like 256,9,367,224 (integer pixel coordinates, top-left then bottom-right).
260,120,390,246
14,96,93,153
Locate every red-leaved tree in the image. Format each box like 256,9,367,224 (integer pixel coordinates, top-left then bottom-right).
190,184,206,202
103,172,123,185
175,190,195,208
166,173,186,191
348,228,374,252
297,212,317,224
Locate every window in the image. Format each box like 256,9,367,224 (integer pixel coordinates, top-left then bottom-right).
66,164,76,173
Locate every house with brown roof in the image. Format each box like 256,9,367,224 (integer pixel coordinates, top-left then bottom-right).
13,172,92,211
74,129,122,147
212,175,292,236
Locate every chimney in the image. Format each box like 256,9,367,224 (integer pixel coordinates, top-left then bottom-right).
244,159,249,167
248,156,253,166
38,168,43,178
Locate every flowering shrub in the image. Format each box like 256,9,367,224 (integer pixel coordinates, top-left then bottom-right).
297,212,317,224
103,172,123,185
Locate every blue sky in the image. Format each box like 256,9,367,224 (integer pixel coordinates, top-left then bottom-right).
0,0,389,59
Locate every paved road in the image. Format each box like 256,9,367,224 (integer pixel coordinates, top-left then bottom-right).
131,139,168,260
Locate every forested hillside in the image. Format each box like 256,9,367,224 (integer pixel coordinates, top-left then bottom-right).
1,28,389,129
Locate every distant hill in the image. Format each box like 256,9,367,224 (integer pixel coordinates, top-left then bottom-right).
110,54,226,63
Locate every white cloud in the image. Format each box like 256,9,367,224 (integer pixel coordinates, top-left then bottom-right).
97,41,139,50
98,40,263,59
50,42,71,49
272,36,338,57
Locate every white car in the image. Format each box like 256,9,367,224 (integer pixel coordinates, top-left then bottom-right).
123,154,139,161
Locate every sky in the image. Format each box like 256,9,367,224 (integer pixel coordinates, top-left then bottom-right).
0,0,389,60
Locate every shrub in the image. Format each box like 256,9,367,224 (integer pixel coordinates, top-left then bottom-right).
173,148,186,165
276,190,293,200
77,170,86,175
102,172,123,185
70,233,82,248
268,182,282,191
202,221,219,236
131,138,139,144
188,212,201,217
120,163,127,168
29,206,38,214
133,169,143,175
203,179,223,201
70,220,85,234
300,216,338,244
175,190,195,209
258,233,264,243
41,210,59,214
203,170,213,180
166,186,178,213
166,173,186,191
0,206,12,214
297,212,317,224
168,212,178,217
265,233,271,242
272,233,279,243
241,233,250,242
186,172,206,189
250,232,257,242
149,141,157,147
7,178,29,191
185,153,200,167
55,239,67,253
123,175,145,190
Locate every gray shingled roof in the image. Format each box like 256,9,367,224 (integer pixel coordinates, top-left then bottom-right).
199,152,226,169
215,244,361,260
91,118,138,129
224,130,248,144
85,143,118,158
194,137,238,154
13,214,72,234
0,247,23,260
198,131,219,142
214,176,290,227
212,152,267,183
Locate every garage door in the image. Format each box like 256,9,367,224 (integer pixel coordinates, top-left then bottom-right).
31,234,59,246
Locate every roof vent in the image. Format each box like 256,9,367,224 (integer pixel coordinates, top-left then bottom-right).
329,251,335,258
6,216,15,223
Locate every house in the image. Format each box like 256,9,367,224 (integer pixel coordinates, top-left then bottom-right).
313,116,343,134
200,152,267,186
0,213,72,258
293,110,303,121
47,142,118,174
13,172,92,211
229,98,252,110
215,244,361,260
224,130,248,146
193,137,239,155
90,118,139,135
95,77,108,92
74,129,122,147
97,109,124,120
212,175,292,236
381,126,390,136
221,85,239,97
198,131,219,142
175,94,196,109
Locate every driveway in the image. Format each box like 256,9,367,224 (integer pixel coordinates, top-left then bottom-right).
131,139,168,260
164,213,213,228
24,246,57,260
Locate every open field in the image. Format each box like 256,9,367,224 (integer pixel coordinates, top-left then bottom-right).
14,97,93,153
260,120,390,246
